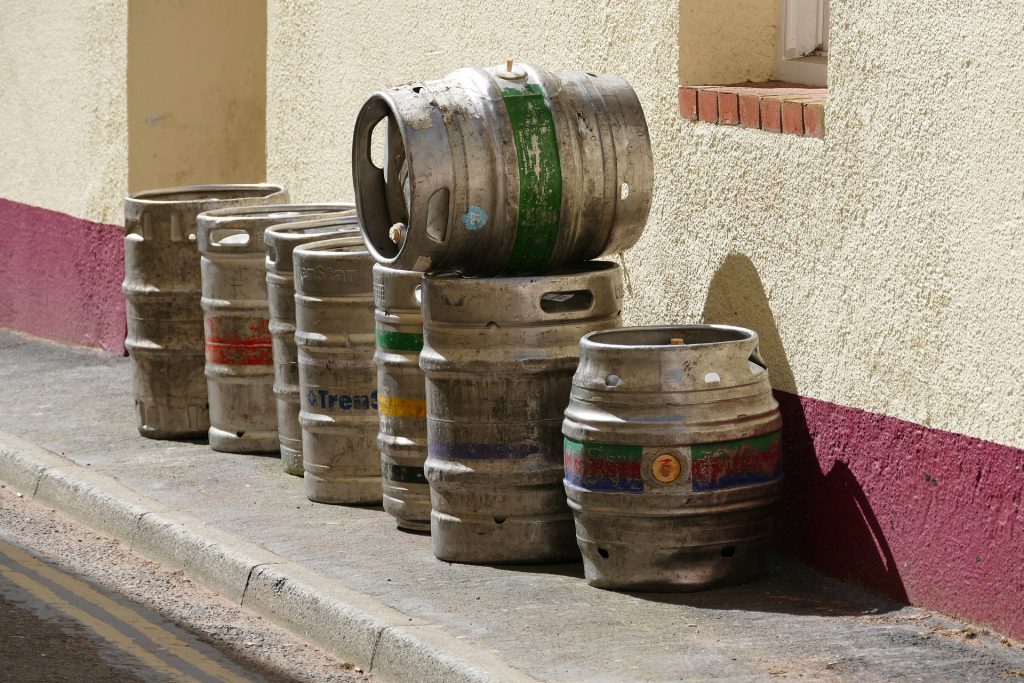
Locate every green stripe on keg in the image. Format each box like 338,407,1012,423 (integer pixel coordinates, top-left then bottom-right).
375,329,424,352
501,84,563,274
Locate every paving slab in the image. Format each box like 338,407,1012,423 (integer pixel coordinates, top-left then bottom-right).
0,330,1022,682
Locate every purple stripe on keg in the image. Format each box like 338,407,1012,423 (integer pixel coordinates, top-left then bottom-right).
428,440,541,461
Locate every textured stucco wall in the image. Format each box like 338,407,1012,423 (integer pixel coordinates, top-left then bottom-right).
0,0,128,225
267,0,1024,450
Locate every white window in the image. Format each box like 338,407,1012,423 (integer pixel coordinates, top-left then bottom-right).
777,0,829,86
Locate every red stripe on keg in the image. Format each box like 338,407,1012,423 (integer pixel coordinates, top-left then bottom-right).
205,337,274,365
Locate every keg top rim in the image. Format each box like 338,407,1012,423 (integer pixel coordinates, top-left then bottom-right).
292,235,370,257
264,214,360,243
583,324,757,349
424,259,619,283
126,183,286,204
200,203,355,222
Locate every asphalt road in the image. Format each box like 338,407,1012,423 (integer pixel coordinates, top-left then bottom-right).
0,485,372,683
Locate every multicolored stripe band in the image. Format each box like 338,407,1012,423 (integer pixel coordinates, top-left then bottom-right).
378,395,427,418
382,463,427,485
564,431,784,494
563,438,643,493
376,328,424,352
691,431,782,492
500,83,563,274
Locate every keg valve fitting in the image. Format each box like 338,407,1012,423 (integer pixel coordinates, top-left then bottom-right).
389,223,405,244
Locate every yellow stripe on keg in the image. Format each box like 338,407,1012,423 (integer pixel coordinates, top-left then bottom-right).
378,395,427,418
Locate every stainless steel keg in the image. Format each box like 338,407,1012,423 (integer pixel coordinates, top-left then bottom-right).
562,325,783,591
352,63,653,275
421,262,623,563
265,212,359,475
123,184,287,439
294,237,380,504
373,265,429,531
198,204,354,454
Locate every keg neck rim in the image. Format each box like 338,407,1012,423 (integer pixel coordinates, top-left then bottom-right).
582,324,758,349
126,183,287,205
264,214,360,244
199,203,355,222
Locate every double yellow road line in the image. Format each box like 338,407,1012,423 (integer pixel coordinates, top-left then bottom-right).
0,537,254,683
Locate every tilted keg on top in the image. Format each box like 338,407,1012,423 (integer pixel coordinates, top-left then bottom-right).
373,265,429,531
265,213,359,475
420,262,624,563
562,325,783,590
352,62,653,276
197,204,355,454
293,237,380,504
123,184,287,439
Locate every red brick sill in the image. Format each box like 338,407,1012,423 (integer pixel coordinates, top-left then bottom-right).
679,82,826,138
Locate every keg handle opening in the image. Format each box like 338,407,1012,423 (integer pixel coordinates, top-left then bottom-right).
353,96,411,262
749,346,768,370
539,289,594,314
207,227,251,249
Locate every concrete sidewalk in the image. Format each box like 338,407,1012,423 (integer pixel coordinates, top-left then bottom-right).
0,330,1021,682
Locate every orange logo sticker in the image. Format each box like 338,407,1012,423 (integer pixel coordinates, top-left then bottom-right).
652,454,681,484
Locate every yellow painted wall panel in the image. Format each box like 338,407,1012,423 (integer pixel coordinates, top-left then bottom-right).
127,0,267,193
678,0,776,85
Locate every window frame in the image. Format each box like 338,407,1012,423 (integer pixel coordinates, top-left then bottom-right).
776,0,829,87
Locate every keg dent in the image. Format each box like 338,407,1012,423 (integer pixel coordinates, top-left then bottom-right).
123,183,288,440
265,211,359,475
562,324,783,591
352,63,653,276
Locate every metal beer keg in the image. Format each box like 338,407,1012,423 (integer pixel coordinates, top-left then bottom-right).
352,63,653,276
123,184,287,439
421,262,623,563
197,204,354,454
265,212,359,475
562,325,783,591
293,237,380,504
373,265,429,531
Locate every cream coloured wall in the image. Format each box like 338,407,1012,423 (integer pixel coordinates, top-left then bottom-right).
0,0,128,225
266,0,1024,448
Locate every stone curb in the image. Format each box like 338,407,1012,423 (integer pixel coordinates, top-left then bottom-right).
0,430,536,683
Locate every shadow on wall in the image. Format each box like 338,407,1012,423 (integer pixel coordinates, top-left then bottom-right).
701,252,909,603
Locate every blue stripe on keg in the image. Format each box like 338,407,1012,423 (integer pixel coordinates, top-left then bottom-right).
428,440,540,461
